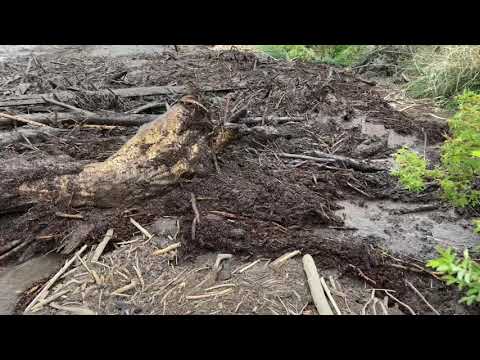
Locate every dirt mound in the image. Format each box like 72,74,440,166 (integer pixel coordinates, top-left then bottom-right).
0,46,478,315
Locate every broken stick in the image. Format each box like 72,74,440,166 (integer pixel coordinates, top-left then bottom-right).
302,254,334,315
152,242,181,256
0,112,49,127
24,244,88,313
270,250,301,269
90,229,114,263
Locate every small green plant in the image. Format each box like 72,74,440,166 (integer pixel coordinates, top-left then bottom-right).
391,147,428,192
427,247,480,305
392,91,480,207
474,219,480,234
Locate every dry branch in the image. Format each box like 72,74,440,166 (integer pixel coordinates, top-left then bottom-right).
0,85,248,108
302,254,334,315
0,112,159,127
90,229,114,263
24,245,88,313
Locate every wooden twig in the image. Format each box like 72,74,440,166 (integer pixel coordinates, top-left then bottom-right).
234,259,262,274
152,242,181,256
0,112,48,127
213,254,233,272
185,288,233,300
190,193,201,224
130,218,153,239
270,250,301,269
361,289,376,315
111,279,138,296
30,289,71,312
384,290,416,315
24,245,88,313
320,277,342,315
302,254,334,315
348,264,377,285
191,193,200,241
55,212,84,220
42,96,96,116
405,279,440,315
90,229,114,263
0,112,159,127
126,101,166,114
49,303,96,315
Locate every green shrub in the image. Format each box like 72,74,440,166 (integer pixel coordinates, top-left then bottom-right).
257,45,370,66
392,91,480,207
427,247,480,305
391,147,428,192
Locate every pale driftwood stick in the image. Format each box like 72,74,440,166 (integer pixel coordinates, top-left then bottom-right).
152,242,181,256
234,259,262,274
0,112,159,127
320,277,342,315
302,254,333,315
90,229,114,263
405,279,440,315
185,288,233,300
55,212,83,220
30,289,71,312
49,302,96,315
0,112,49,127
270,250,301,269
24,245,88,313
111,279,138,295
42,96,96,116
130,218,153,239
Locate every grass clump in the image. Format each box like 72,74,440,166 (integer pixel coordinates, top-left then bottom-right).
405,46,480,101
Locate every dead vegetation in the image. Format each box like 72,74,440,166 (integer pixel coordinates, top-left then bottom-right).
0,46,478,315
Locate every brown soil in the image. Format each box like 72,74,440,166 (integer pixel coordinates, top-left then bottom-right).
1,46,479,315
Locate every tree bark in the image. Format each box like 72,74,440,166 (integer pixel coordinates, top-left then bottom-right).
16,96,216,208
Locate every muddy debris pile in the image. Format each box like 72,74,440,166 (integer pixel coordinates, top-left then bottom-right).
0,46,478,315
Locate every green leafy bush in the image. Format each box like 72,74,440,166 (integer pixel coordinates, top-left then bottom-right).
392,91,480,207
391,147,428,192
257,45,370,66
427,247,480,305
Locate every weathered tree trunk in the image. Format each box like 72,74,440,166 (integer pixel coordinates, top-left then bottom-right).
15,96,216,208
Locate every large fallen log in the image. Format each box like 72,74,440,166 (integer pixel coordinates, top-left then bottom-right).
0,112,159,127
0,85,247,108
16,95,219,209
